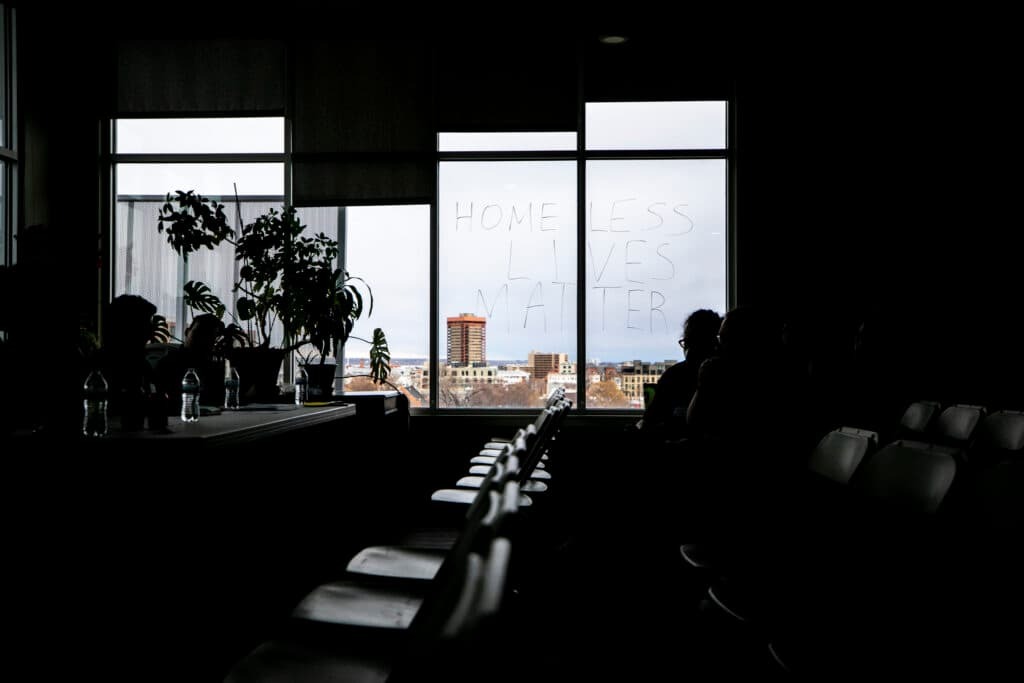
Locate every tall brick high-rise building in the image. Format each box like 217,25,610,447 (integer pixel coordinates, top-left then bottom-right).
446,313,486,366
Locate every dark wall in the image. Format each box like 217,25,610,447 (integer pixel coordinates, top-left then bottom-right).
14,7,112,433
15,20,1022,415
20,7,109,323
736,48,1022,409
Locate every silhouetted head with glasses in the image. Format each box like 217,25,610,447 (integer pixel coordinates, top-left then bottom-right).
678,309,722,362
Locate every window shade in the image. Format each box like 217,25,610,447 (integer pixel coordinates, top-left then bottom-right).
116,40,286,115
291,40,433,204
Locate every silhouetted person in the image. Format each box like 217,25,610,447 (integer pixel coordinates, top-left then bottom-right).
95,294,159,425
640,308,721,441
682,305,801,559
686,304,787,445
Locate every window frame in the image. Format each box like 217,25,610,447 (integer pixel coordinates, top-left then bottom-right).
433,100,734,414
106,114,290,368
1,4,16,270
104,99,734,415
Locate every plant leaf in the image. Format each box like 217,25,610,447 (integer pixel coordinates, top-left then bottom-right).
369,327,391,384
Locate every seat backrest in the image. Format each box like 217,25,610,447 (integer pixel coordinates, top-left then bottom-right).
808,429,875,485
975,410,1024,453
443,485,519,638
853,442,958,514
515,407,556,484
899,400,942,435
934,404,986,444
464,439,526,521
839,425,880,447
391,487,517,682
399,529,515,682
415,480,519,634
516,399,572,483
545,386,565,408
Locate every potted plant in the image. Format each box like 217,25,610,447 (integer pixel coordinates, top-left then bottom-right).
297,265,392,400
156,191,249,403
157,191,389,403
231,204,391,400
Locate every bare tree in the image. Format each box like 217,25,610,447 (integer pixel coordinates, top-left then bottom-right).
587,380,629,408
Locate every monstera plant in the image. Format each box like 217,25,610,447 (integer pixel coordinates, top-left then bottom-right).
156,191,390,401
157,191,248,352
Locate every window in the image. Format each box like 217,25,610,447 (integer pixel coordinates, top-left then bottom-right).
585,101,727,150
294,205,431,404
0,4,14,268
439,102,730,410
110,103,730,412
112,118,285,343
585,159,727,408
585,102,728,409
439,158,577,408
439,132,577,152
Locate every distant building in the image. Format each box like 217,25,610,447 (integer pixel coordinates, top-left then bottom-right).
497,369,530,385
442,365,498,385
617,360,676,405
392,364,422,389
528,351,568,379
419,362,431,392
421,363,498,390
546,372,577,397
446,313,486,367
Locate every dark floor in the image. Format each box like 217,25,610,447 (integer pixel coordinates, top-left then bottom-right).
15,419,1016,682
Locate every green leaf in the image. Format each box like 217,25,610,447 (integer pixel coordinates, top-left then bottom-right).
183,280,226,317
237,297,256,321
149,315,171,344
369,327,391,384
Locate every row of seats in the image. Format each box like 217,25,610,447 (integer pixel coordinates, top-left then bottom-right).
224,389,572,682
687,403,1023,675
895,401,1023,462
342,391,571,584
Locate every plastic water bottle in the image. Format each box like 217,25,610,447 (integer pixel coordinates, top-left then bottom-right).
224,366,240,410
294,366,308,405
181,368,201,422
82,370,108,437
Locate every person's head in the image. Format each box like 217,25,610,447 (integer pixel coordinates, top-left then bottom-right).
717,305,779,358
184,314,225,354
679,309,722,361
105,295,157,350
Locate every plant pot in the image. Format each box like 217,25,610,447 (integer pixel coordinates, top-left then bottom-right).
229,347,286,403
302,362,338,401
197,358,226,407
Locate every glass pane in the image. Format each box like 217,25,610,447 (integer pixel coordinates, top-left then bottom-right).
439,161,577,408
114,164,284,342
586,101,727,150
295,206,432,405
438,132,577,152
116,163,284,197
585,159,727,408
0,164,5,265
114,198,181,337
0,10,6,148
116,118,285,154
